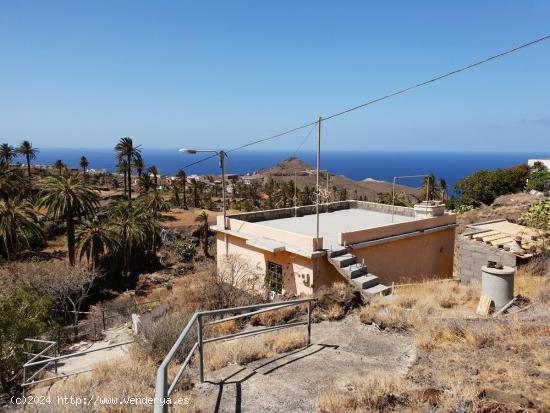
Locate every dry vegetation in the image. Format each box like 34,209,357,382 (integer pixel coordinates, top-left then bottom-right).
328,271,550,412
28,347,195,413
203,329,307,371
456,193,544,233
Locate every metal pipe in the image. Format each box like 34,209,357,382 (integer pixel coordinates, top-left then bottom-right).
220,151,227,229
202,321,308,344
23,340,135,368
205,301,300,326
316,117,322,242
197,315,204,383
167,342,198,396
391,174,431,222
307,301,312,345
198,298,314,317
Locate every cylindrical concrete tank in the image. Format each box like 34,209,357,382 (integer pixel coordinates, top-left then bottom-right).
481,265,515,310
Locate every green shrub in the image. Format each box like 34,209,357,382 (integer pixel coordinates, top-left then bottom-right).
523,200,550,230
0,287,54,395
172,240,196,262
454,164,529,206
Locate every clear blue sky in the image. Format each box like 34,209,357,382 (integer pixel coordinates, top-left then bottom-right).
0,1,549,152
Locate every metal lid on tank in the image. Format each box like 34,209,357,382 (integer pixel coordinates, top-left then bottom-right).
481,265,515,276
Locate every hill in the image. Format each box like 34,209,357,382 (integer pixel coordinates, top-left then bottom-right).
251,157,421,201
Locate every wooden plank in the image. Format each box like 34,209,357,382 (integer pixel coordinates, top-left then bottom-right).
490,237,513,246
476,296,493,317
472,230,499,240
482,233,509,242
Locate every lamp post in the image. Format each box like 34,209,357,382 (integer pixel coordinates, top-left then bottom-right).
179,148,228,229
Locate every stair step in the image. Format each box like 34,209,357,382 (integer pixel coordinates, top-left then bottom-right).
342,263,368,278
331,254,356,268
352,274,379,289
364,284,392,296
328,246,348,258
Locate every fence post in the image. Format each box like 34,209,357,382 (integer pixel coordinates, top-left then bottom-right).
197,314,204,383
102,309,106,331
54,343,58,375
307,301,312,345
22,365,26,398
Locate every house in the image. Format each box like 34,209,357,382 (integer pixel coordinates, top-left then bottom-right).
212,200,456,297
457,219,546,283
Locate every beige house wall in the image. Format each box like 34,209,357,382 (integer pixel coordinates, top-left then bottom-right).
216,233,315,295
349,228,455,285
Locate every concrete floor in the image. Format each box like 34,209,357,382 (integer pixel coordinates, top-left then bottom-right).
259,208,413,249
192,315,415,413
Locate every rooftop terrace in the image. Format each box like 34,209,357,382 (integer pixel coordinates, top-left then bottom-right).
216,201,455,256
260,208,413,249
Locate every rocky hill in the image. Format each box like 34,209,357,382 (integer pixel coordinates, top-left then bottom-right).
252,157,421,201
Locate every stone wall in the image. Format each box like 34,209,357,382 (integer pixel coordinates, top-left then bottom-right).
456,236,517,283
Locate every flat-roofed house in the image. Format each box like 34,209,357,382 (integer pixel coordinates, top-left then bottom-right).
212,200,456,297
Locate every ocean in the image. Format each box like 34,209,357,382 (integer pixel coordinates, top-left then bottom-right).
30,148,547,193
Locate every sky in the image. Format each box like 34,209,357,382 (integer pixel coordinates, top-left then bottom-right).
0,1,549,152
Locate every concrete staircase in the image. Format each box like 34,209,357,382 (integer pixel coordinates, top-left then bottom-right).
328,247,392,296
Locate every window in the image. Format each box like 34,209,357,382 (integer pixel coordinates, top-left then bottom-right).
265,261,283,294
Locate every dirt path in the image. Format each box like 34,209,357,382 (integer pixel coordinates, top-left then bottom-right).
54,326,134,377
192,315,415,413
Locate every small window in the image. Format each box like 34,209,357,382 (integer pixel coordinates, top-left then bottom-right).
265,261,283,294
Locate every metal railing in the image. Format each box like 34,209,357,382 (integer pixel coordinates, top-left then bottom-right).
154,298,314,413
21,339,134,394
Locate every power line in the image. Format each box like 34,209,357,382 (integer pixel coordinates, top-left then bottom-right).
181,34,550,170
291,123,317,158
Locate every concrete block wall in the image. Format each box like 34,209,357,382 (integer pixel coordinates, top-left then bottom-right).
228,201,352,222
354,200,416,217
456,236,517,283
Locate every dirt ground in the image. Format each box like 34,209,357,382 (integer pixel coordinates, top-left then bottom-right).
192,315,414,413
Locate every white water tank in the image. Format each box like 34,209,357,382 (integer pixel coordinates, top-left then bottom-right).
481,265,515,310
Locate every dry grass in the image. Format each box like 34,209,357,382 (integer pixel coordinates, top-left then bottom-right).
359,280,479,331
203,329,307,371
317,370,413,413
352,271,550,410
250,303,306,326
312,282,361,322
28,348,195,413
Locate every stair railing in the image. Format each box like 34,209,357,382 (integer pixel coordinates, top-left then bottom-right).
154,298,314,413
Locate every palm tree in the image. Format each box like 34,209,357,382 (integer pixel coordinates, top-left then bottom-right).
0,163,24,201
0,144,16,164
190,178,198,207
17,140,39,181
38,176,100,265
109,198,157,275
176,169,187,208
76,218,118,268
53,160,65,176
117,160,129,196
138,173,153,193
80,156,89,176
437,178,448,201
134,157,144,177
194,211,210,257
147,165,159,191
114,137,142,202
0,198,43,261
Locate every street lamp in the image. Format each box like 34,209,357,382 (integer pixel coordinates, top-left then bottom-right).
179,148,228,229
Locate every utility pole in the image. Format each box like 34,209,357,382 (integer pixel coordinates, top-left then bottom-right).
316,116,322,241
